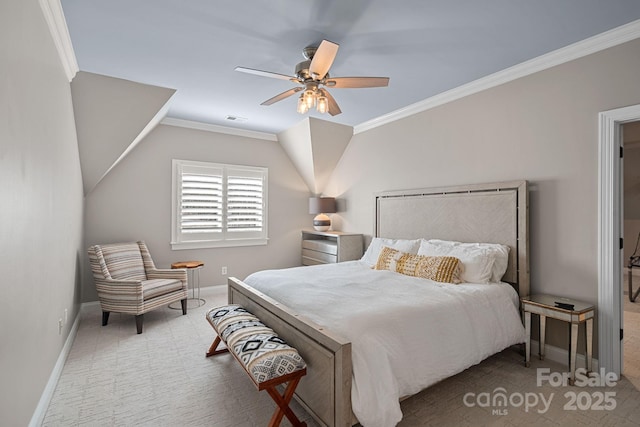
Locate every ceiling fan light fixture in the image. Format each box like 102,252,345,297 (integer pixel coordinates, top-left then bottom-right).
303,89,316,109
297,95,309,114
316,95,328,114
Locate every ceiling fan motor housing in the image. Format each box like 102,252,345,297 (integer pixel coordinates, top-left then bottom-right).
296,60,330,82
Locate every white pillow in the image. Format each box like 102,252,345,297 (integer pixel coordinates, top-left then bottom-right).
420,239,510,283
484,244,510,282
360,237,421,267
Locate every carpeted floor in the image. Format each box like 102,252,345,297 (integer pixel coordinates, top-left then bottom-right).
43,286,640,426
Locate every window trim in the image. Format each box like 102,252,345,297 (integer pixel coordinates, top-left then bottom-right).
171,159,268,250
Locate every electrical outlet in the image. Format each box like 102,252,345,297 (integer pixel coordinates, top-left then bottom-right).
221,266,227,275
58,319,63,335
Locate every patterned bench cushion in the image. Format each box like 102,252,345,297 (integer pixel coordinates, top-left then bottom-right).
207,305,260,333
232,332,306,385
206,304,306,385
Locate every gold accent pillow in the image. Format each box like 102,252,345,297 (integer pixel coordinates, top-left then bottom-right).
374,246,402,271
375,246,461,284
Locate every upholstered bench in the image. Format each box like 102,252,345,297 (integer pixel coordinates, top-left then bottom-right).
206,305,307,427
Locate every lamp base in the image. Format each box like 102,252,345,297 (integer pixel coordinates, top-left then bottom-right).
313,213,331,231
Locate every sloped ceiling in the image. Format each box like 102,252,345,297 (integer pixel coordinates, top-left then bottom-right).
71,71,175,195
71,69,349,197
278,117,353,195
43,2,640,198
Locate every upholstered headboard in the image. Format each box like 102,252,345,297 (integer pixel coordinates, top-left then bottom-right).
374,180,529,296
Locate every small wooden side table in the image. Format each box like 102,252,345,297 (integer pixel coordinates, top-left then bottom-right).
521,294,594,384
169,261,205,309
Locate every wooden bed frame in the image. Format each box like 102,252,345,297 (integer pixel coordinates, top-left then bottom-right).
228,180,529,426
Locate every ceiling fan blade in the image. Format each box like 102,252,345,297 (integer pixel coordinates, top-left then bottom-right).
325,77,390,88
235,66,298,83
309,40,339,80
261,87,303,106
320,89,341,116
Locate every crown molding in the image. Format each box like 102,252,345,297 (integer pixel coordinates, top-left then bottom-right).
39,0,78,82
354,19,640,135
161,117,278,141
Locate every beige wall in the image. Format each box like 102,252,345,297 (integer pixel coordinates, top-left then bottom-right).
324,39,640,354
83,124,310,302
0,0,84,425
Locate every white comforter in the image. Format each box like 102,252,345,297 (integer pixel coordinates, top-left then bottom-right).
244,261,525,427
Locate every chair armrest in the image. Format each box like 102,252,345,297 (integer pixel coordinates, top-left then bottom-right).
93,278,144,305
146,268,188,289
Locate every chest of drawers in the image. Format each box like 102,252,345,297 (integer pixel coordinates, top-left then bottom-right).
301,229,363,265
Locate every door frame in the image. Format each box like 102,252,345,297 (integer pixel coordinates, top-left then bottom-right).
598,103,640,375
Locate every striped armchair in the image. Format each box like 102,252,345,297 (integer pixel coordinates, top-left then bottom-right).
88,241,188,334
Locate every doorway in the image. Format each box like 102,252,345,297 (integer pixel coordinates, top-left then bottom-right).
598,104,640,379
622,121,640,388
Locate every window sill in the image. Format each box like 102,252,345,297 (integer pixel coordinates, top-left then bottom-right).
170,238,268,250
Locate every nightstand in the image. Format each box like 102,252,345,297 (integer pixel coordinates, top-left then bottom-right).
521,294,594,384
301,229,363,265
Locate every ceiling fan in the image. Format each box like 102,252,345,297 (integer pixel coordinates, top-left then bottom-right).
235,40,389,116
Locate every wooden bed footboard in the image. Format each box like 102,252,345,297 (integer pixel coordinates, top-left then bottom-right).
228,277,355,427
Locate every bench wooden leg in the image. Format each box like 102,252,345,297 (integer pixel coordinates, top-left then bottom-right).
265,376,306,427
206,335,229,357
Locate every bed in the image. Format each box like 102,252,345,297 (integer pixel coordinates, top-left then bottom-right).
227,180,530,427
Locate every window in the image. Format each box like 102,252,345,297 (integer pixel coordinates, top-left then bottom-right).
171,159,268,249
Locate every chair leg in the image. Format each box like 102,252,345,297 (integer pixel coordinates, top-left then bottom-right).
181,298,187,315
102,311,110,326
135,314,144,334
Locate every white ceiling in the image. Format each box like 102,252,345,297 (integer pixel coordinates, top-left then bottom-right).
61,0,640,134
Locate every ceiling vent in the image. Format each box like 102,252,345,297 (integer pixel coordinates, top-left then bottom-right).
225,115,248,122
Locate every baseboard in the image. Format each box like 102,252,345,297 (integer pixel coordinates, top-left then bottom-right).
529,339,600,372
28,310,81,427
81,300,100,311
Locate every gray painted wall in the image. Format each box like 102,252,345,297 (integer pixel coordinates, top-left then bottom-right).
0,1,84,425
83,123,310,302
323,39,640,354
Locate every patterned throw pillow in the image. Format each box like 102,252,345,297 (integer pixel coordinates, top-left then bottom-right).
399,253,461,283
374,246,402,270
375,246,462,284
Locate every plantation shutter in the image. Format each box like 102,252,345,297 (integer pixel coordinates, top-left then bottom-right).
172,160,268,249
227,168,264,235
180,171,223,235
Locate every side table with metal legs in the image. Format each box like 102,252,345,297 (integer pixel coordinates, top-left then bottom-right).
168,261,205,309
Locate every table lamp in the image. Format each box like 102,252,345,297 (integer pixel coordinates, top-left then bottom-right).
309,197,336,231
